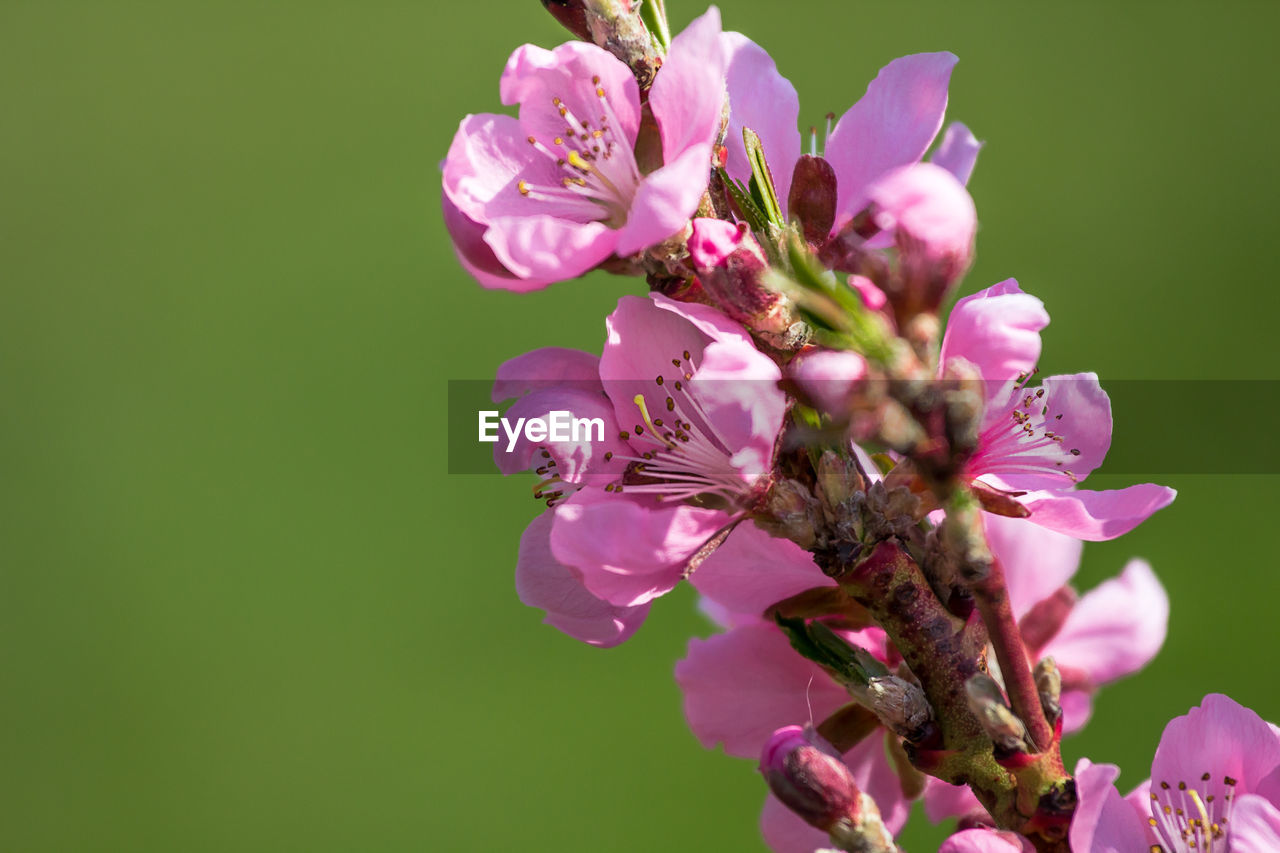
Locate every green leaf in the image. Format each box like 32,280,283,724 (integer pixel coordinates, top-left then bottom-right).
743,127,786,228
718,168,768,232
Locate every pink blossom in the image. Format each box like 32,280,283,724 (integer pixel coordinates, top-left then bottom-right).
1071,694,1280,852
496,294,786,627
492,347,645,646
719,33,976,234
865,162,977,290
442,9,727,290
939,279,1176,540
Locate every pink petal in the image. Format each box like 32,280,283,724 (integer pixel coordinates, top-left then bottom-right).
930,121,983,186
1069,759,1151,853
721,31,801,211
549,487,729,606
482,213,618,281
825,52,958,226
690,523,834,617
1019,484,1177,541
500,42,641,150
442,113,535,222
688,217,744,268
675,623,849,759
441,194,546,291
939,829,1030,853
983,511,1082,618
1032,372,1113,486
1151,694,1280,797
1040,559,1167,686
939,279,1048,384
616,142,714,256
491,386,628,486
516,513,649,647
1059,688,1095,735
923,778,984,823
841,733,913,834
759,793,831,853
648,8,727,164
491,347,601,402
1230,794,1280,853
649,291,756,346
687,339,785,480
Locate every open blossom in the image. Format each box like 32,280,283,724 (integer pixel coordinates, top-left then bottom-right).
719,31,980,240
494,293,785,643
1071,694,1280,852
939,279,1176,540
442,8,727,290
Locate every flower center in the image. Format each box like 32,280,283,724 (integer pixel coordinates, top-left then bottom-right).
603,350,759,503
531,448,567,507
970,368,1082,484
517,77,641,227
1148,774,1237,853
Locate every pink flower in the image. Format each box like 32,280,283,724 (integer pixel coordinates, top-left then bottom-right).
939,279,1176,540
495,294,786,642
492,347,646,647
1071,694,1280,852
719,32,978,236
442,9,727,290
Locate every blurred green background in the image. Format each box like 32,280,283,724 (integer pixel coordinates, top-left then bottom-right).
3,1,1278,850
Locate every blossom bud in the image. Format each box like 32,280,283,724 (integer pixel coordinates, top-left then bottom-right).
816,450,867,507
788,154,838,245
965,673,1030,754
865,162,976,316
852,675,934,741
760,725,862,833
688,218,791,334
539,0,593,41
1034,657,1063,725
757,479,821,549
789,349,868,417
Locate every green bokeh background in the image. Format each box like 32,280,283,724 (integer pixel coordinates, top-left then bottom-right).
3,2,1277,850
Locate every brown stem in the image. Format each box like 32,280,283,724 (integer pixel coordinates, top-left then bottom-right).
972,555,1054,752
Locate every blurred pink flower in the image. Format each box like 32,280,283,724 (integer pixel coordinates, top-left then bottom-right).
1071,694,1280,852
939,279,1176,540
939,828,1032,852
442,8,727,290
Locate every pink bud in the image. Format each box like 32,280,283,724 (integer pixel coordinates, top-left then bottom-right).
866,162,977,312
849,275,887,311
789,349,868,416
759,725,863,832
688,218,789,333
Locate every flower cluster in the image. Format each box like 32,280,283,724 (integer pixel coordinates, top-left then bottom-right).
439,2,1227,851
